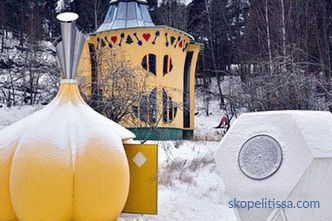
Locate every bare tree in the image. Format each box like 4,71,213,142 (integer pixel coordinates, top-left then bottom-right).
204,0,225,108
234,49,330,111
156,0,189,31
265,0,273,73
79,48,151,123
79,47,187,141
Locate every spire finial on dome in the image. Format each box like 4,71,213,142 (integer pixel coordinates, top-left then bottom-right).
56,12,86,79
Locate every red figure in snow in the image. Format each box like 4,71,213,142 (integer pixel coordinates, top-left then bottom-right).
215,114,230,129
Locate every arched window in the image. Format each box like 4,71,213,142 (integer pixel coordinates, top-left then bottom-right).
162,89,178,123
141,54,157,75
133,88,158,124
168,96,173,120
163,55,173,76
149,88,157,123
163,90,168,123
139,96,148,122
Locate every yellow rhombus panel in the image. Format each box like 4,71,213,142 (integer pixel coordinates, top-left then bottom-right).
123,144,158,215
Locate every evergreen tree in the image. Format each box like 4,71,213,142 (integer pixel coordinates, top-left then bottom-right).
147,0,158,10
147,0,158,21
70,0,109,33
155,0,188,31
187,0,208,40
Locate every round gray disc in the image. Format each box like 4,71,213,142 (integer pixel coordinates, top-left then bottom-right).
238,135,283,180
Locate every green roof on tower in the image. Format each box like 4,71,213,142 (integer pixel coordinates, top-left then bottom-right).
96,0,155,33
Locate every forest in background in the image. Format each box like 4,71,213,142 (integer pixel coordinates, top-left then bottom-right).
0,0,331,114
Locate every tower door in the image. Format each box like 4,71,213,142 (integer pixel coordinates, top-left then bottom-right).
183,52,193,128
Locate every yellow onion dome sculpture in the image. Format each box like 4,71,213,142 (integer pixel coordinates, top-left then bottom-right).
0,12,135,221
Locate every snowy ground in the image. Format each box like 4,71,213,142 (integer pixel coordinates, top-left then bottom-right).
0,102,237,221
119,141,236,221
194,106,226,141
0,105,42,130
194,97,238,141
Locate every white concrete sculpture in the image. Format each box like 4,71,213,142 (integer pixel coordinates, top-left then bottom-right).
215,111,332,221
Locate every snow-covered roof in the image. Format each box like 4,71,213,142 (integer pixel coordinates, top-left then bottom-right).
96,0,154,33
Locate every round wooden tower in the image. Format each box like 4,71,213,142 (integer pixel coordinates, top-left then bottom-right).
78,0,201,140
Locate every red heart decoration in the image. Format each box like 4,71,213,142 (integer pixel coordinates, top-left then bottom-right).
179,40,183,48
143,33,151,42
111,36,117,44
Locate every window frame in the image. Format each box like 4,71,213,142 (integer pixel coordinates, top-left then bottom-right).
162,89,177,123
163,55,173,76
141,53,157,76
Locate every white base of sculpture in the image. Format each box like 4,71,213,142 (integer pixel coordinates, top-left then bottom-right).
215,111,332,221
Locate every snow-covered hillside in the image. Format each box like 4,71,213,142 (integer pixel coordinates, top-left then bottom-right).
0,99,237,221
0,105,42,130
0,32,59,106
